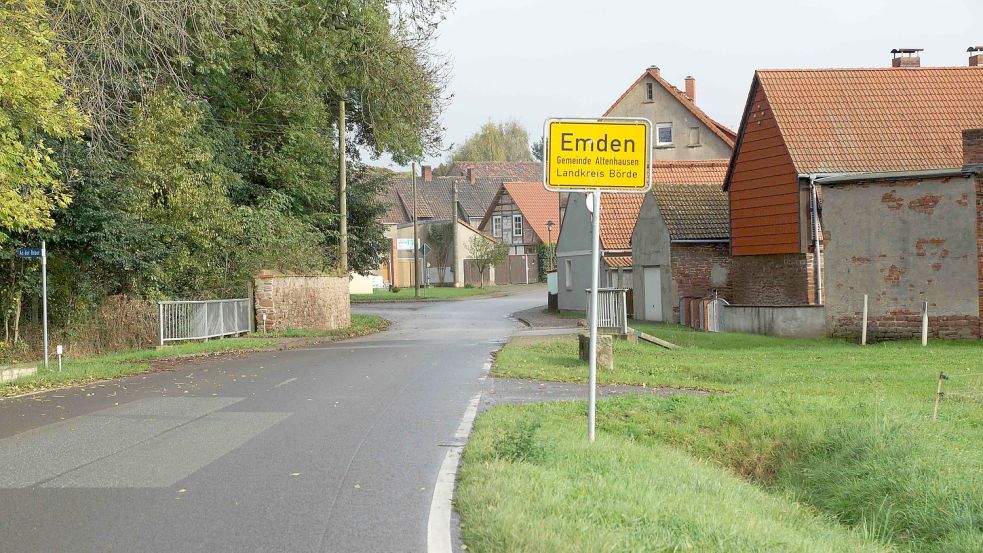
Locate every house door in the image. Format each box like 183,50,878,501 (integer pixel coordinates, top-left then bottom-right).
643,267,663,321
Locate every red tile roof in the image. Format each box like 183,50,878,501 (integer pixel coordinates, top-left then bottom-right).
753,67,983,173
448,161,543,182
599,194,645,252
603,256,633,268
593,160,731,251
652,160,730,186
492,182,561,242
603,68,736,148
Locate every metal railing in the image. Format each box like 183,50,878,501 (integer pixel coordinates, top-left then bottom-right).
158,299,251,345
586,288,629,334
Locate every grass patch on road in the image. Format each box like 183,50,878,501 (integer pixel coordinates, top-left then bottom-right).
468,326,983,552
0,314,389,398
351,286,498,302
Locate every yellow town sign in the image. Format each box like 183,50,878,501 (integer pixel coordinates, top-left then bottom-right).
543,118,651,192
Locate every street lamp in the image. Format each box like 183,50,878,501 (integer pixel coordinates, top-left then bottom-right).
546,220,556,270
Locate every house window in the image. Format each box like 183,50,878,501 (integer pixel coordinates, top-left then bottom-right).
513,214,523,237
656,123,673,146
645,82,654,101
469,217,482,227
492,216,502,238
688,127,700,147
565,259,572,289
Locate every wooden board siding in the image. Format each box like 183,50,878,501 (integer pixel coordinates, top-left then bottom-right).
729,84,801,256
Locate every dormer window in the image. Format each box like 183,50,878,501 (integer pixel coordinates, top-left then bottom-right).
656,123,673,146
645,82,654,101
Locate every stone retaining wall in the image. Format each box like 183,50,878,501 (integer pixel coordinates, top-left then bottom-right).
253,272,350,332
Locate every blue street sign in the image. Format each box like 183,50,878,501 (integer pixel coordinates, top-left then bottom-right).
16,247,43,259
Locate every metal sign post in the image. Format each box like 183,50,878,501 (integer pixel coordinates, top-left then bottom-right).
42,240,48,369
543,117,651,443
586,190,601,441
16,243,49,369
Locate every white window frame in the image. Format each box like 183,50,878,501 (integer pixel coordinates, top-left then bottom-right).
645,82,654,101
656,122,673,146
512,214,523,237
565,259,572,290
492,216,502,238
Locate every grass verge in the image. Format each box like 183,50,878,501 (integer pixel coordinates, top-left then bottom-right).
472,325,983,552
351,286,498,302
459,402,890,553
0,314,388,398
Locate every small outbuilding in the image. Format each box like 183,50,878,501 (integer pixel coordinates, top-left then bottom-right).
631,160,731,322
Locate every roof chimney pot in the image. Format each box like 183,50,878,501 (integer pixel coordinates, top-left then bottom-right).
684,76,696,102
421,165,432,182
891,48,923,68
466,167,476,184
968,46,983,67
963,129,983,167
648,65,660,76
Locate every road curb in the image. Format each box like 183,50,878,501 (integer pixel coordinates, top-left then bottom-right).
427,390,482,553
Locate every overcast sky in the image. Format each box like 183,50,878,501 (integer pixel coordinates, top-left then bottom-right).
372,0,983,170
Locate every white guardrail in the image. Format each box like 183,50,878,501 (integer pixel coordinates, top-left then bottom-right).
158,299,251,346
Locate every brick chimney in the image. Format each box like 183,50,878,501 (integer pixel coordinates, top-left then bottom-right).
421,165,432,182
969,46,983,67
964,129,983,167
466,167,476,184
891,48,923,67
648,65,660,76
684,76,696,102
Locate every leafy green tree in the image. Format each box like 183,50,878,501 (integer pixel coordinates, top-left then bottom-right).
467,235,507,288
0,0,86,242
451,120,533,163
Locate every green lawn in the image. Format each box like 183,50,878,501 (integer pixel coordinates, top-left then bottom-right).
351,286,499,302
462,326,983,553
0,314,388,397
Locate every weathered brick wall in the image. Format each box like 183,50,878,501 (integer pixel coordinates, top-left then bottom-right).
670,243,732,321
823,177,980,340
253,272,351,332
727,253,813,306
970,130,983,339
977,174,983,338
830,312,979,341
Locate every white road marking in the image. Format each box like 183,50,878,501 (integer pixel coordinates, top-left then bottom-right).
273,377,298,389
427,393,481,553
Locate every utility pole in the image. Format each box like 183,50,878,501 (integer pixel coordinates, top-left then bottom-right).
338,100,348,274
412,163,420,299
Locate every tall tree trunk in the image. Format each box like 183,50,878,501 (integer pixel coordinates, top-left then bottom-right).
12,293,22,344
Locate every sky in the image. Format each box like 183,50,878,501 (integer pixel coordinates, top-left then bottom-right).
372,0,983,170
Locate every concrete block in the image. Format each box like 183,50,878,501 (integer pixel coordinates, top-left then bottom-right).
578,333,613,370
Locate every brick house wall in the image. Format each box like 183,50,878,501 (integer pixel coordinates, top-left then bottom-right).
254,272,350,332
727,253,814,306
670,243,731,321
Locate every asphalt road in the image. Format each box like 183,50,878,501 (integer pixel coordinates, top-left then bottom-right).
0,289,543,553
